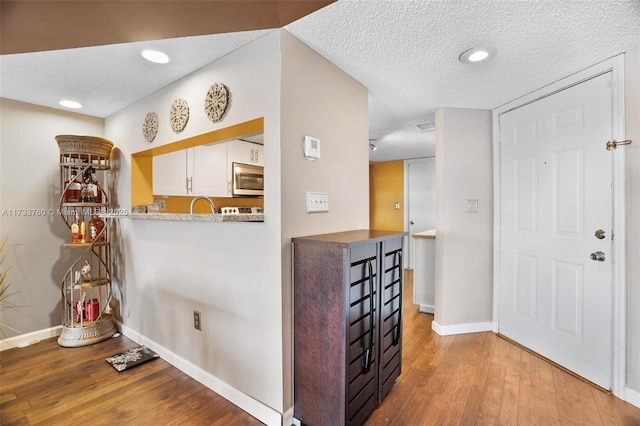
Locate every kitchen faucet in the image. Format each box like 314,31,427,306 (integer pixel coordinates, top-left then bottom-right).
190,196,217,214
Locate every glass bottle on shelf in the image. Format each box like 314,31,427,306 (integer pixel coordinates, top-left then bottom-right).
80,167,96,203
80,183,94,203
80,217,86,243
71,212,82,244
64,168,82,203
88,209,105,242
91,168,103,204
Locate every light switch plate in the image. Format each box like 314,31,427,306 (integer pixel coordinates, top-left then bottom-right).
466,199,478,213
307,192,329,213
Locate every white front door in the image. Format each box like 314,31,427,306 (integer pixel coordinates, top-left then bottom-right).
498,72,613,389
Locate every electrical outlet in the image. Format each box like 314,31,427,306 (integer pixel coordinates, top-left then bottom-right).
193,310,201,331
156,199,166,210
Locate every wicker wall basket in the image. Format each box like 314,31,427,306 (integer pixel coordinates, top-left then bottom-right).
56,135,114,168
56,135,114,157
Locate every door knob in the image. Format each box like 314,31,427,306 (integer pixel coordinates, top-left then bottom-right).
595,229,606,240
410,221,415,225
590,251,606,262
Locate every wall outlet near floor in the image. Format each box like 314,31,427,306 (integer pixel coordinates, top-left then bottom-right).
156,199,166,210
193,310,201,331
466,199,478,213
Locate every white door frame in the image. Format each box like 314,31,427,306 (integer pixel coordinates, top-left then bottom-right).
492,55,627,398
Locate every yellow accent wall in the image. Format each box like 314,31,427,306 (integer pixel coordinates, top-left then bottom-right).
369,160,404,231
130,155,153,206
157,195,263,213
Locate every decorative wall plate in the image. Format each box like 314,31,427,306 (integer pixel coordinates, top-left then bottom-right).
170,98,189,133
142,112,158,142
204,82,229,122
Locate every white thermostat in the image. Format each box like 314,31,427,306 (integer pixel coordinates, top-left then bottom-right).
303,136,321,160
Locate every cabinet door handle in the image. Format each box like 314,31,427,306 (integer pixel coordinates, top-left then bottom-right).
362,259,375,375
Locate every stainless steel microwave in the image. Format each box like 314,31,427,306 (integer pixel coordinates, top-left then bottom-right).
232,162,264,197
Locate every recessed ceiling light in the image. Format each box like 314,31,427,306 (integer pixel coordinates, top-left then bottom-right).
59,100,82,109
459,45,497,64
141,49,170,64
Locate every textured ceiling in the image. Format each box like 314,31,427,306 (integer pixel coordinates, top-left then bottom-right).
1,0,639,162
285,0,640,161
0,31,274,118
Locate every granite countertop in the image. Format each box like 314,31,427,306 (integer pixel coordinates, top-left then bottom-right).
126,213,264,222
412,229,436,239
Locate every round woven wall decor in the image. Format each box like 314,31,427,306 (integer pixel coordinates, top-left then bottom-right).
142,112,159,142
170,98,189,133
204,82,229,122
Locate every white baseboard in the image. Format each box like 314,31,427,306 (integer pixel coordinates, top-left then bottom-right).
418,304,434,314
291,414,301,426
283,407,296,426
119,324,283,426
0,325,62,352
431,321,493,336
626,386,640,408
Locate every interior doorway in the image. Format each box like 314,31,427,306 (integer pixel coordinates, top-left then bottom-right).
404,158,436,269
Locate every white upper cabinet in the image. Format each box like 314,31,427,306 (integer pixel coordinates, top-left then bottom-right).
192,143,229,197
227,140,264,166
152,137,263,198
153,144,229,197
153,150,189,196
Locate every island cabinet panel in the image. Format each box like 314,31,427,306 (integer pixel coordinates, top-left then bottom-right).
293,230,406,426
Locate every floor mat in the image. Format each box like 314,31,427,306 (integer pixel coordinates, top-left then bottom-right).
105,346,159,372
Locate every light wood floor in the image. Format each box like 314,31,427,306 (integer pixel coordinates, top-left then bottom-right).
1,271,639,425
0,332,262,425
366,270,640,425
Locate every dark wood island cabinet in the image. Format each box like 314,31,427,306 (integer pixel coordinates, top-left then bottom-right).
292,230,407,426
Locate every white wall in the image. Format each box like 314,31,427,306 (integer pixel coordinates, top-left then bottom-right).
279,30,369,409
0,99,104,337
105,31,284,415
104,29,370,420
0,30,370,422
625,44,640,395
434,108,493,329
